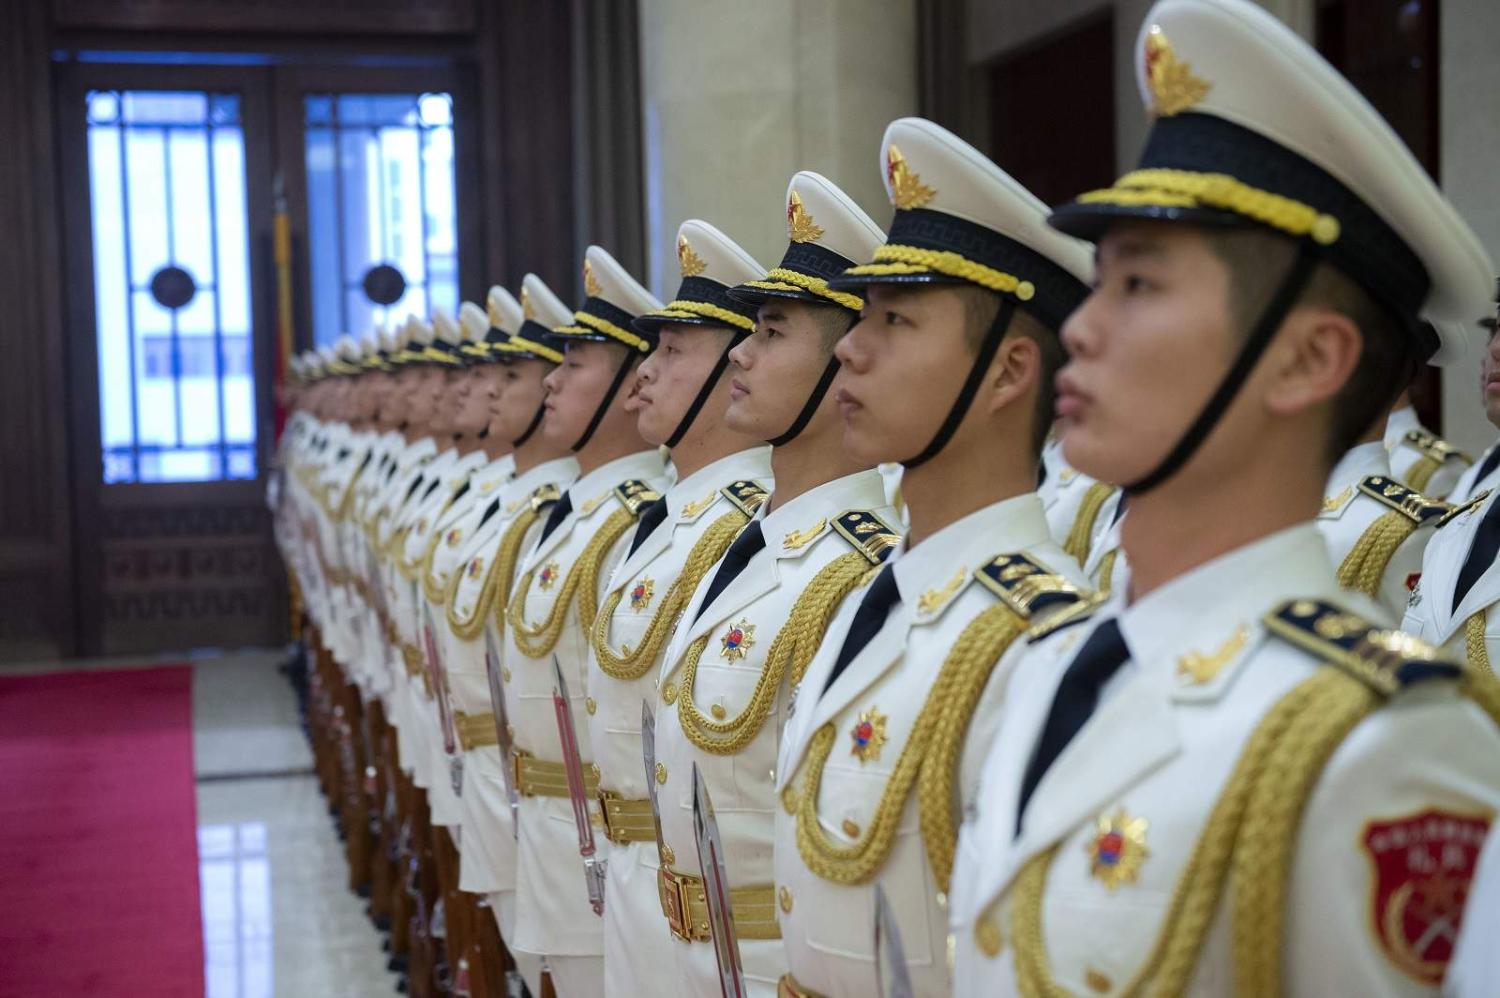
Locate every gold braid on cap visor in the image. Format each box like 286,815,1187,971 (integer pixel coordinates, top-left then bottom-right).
1075,168,1343,245
495,334,564,364
645,299,755,332
845,245,1037,301
554,310,652,353
738,267,863,312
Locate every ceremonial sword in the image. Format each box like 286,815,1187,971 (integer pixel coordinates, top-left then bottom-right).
692,762,746,998
421,601,463,796
640,700,671,868
483,627,520,838
551,654,606,915
874,883,915,998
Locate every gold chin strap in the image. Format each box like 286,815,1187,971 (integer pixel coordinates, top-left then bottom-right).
592,509,749,681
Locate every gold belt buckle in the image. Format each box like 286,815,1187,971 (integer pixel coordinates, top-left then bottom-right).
596,789,620,844
658,868,704,942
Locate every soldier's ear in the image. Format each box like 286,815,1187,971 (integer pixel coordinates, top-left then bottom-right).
1261,304,1362,418
981,333,1040,416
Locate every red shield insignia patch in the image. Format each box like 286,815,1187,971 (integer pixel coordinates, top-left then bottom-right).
1362,809,1491,984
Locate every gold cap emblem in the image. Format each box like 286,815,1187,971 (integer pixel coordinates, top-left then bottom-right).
677,235,707,277
520,288,536,321
787,190,825,243
583,260,603,297
1144,26,1211,117
886,145,936,210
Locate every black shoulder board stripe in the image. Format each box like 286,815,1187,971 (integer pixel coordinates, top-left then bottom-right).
531,482,563,513
975,552,1088,620
831,509,901,565
1026,593,1104,643
1436,489,1491,529
614,479,661,516
1357,476,1449,525
1263,598,1460,696
1405,429,1472,465
721,479,770,517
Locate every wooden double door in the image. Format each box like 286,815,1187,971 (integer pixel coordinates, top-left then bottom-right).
58,59,481,656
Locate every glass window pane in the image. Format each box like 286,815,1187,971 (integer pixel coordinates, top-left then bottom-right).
304,91,459,348
86,88,257,484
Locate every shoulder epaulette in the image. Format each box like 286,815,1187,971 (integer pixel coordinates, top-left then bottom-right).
1263,598,1461,696
975,553,1089,620
1026,593,1105,643
530,482,563,513
1405,429,1473,466
1357,476,1450,525
614,479,661,516
830,509,901,565
720,479,770,517
1436,489,1491,529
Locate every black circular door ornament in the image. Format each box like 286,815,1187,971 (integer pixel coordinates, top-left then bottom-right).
149,265,197,310
362,263,407,306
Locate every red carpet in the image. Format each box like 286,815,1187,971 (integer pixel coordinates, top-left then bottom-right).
0,666,204,996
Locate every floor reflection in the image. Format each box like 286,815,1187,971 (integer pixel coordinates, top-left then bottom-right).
201,822,274,998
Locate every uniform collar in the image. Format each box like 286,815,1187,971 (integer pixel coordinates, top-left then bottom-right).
500,455,578,508
758,468,892,560
1384,404,1420,446
1117,521,1346,687
895,492,1052,623
570,449,668,506
664,446,773,521
1326,439,1391,490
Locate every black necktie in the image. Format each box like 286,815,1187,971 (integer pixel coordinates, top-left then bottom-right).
693,522,766,623
627,497,669,557
537,491,573,545
1016,619,1131,833
1472,446,1500,494
822,564,901,694
1453,497,1500,611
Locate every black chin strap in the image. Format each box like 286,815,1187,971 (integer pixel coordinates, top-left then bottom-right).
901,300,1017,469
1125,245,1319,495
513,403,545,447
572,350,638,452
769,355,841,447
665,333,746,449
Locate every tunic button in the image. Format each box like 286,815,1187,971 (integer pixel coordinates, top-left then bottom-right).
842,819,861,838
662,682,678,705
710,703,727,720
778,886,793,914
655,762,668,785
585,696,597,715
502,667,512,682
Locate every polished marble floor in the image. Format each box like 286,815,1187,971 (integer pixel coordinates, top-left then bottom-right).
3,649,399,997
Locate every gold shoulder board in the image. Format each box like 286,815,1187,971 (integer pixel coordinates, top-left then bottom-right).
1263,598,1460,697
1405,429,1472,466
830,509,901,565
975,552,1088,620
529,482,563,513
720,479,770,517
614,479,661,516
1357,475,1449,526
1436,489,1491,529
1026,593,1104,643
